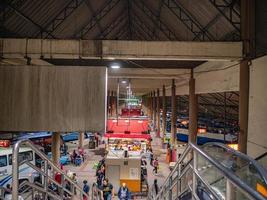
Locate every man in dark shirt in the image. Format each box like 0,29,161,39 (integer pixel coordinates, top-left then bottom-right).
153,179,159,195
101,178,114,200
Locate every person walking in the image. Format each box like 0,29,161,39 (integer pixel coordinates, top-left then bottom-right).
96,168,105,188
149,150,154,166
153,157,159,174
83,180,90,200
153,179,159,196
101,178,114,200
118,183,131,200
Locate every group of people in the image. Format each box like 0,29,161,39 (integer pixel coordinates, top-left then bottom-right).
70,147,85,166
95,158,131,200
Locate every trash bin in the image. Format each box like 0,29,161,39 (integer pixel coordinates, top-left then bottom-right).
89,140,96,149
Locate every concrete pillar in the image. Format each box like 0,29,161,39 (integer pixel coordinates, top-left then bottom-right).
156,88,160,137
79,132,84,148
153,91,157,130
107,90,110,116
238,60,249,154
238,0,254,154
52,132,61,166
171,80,176,145
162,85,167,140
110,91,114,116
189,70,198,143
150,92,154,121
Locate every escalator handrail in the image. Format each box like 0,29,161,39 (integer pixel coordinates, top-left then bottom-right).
203,142,267,185
154,142,266,200
256,152,267,161
190,142,266,200
11,139,90,200
152,145,191,199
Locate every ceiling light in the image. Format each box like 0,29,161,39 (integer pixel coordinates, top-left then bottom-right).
110,64,120,69
121,80,127,84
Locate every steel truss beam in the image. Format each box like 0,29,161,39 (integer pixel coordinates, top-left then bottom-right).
131,12,160,40
152,0,164,39
111,22,129,40
208,0,240,38
74,0,121,38
133,0,178,40
34,0,85,38
163,0,214,41
96,13,127,39
2,0,25,23
127,0,132,40
120,29,129,40
4,0,55,38
0,0,20,37
132,19,153,41
179,95,238,121
132,28,146,40
193,10,224,41
85,0,103,34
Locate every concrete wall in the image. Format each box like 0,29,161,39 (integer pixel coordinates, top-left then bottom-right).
164,60,240,96
247,56,267,158
0,65,107,132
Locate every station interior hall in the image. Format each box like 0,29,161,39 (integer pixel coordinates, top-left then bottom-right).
0,0,267,200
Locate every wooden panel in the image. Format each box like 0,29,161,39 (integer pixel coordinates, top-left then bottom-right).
120,179,141,192
0,66,106,132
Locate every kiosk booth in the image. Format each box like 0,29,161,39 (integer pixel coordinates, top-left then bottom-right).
104,133,151,193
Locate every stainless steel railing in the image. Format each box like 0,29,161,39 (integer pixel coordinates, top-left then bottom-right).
11,139,91,200
148,142,267,200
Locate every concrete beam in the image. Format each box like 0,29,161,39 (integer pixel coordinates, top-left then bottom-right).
108,68,190,79
1,39,243,61
102,40,243,61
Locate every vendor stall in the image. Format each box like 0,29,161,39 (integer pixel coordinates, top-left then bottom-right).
104,133,151,153
105,150,142,193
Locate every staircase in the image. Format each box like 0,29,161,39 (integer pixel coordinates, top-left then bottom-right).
148,142,267,200
9,139,102,200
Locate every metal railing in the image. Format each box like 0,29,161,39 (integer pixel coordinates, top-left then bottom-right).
11,139,91,200
91,183,103,200
148,142,267,200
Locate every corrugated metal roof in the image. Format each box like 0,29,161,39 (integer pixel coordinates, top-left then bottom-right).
1,0,240,41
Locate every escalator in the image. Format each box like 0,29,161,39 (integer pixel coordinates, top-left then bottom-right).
148,142,267,200
1,139,102,200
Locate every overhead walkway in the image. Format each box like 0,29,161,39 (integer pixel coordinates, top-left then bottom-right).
148,142,267,200
5,139,102,200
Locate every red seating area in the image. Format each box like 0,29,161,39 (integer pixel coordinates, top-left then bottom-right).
106,119,149,134
121,108,141,117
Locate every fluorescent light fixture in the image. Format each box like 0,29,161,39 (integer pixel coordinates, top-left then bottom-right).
110,64,120,69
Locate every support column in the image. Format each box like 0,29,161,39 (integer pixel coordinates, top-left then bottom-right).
171,80,176,145
111,91,114,117
238,60,249,153
107,90,110,117
149,92,153,119
238,0,254,154
162,85,167,141
156,88,160,137
79,132,84,148
52,132,61,166
153,90,157,131
189,70,198,143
